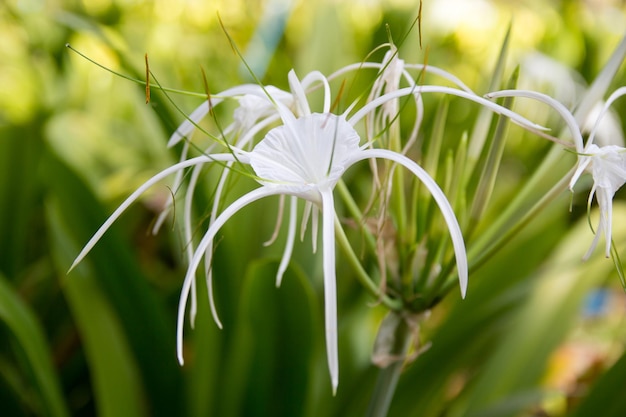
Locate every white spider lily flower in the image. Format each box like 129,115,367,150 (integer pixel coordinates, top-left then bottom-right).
68,109,466,395
570,144,626,259
173,108,467,395
569,87,626,259
487,87,626,260
70,65,548,394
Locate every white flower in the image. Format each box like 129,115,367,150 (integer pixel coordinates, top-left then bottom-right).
487,87,626,260
70,57,548,394
569,87,626,259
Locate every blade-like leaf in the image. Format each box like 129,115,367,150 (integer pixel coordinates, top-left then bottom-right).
46,201,146,417
0,273,70,417
41,150,184,416
219,259,317,417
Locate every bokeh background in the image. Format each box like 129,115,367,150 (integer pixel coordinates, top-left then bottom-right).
2,0,626,416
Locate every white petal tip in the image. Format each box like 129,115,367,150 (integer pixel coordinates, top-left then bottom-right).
67,263,77,275
167,134,184,148
275,273,284,288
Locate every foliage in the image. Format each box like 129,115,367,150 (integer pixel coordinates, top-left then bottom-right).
1,1,626,416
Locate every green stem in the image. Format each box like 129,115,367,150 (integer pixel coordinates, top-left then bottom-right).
336,180,377,253
334,218,402,311
468,166,573,272
365,313,412,417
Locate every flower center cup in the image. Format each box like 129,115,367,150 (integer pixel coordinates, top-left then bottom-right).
249,113,361,198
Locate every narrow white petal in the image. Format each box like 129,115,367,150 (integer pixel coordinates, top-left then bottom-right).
301,71,332,113
276,196,298,287
311,206,319,254
326,61,476,95
348,149,469,297
569,155,593,191
300,201,312,241
320,188,339,394
349,86,548,135
185,164,204,327
404,64,476,94
168,101,211,147
583,185,602,261
586,86,626,147
573,34,626,126
485,89,584,152
288,69,311,116
176,186,287,364
168,84,275,147
264,194,286,247
597,187,615,258
69,154,236,273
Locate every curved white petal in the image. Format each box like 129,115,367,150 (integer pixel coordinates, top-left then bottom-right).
300,201,312,241
276,196,298,287
300,70,332,113
69,154,237,272
168,84,279,147
586,86,626,147
347,149,469,297
185,163,204,328
349,86,547,136
485,89,585,153
264,194,286,247
176,186,287,364
326,62,476,95
584,185,602,260
288,69,311,116
598,187,614,258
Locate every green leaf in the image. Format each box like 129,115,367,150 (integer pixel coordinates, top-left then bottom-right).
41,151,184,416
457,203,626,417
464,23,511,181
47,198,147,417
0,124,43,278
219,259,318,417
0,273,70,417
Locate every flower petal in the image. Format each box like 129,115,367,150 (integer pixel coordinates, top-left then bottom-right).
167,84,280,147
485,89,585,152
348,149,469,297
176,186,287,365
276,196,298,287
349,86,548,138
320,187,339,394
69,154,237,273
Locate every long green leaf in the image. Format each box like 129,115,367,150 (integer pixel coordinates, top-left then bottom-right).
219,259,317,417
47,198,147,417
0,273,70,417
458,203,626,417
41,150,184,416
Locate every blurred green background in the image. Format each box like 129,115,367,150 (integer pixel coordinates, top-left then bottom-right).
2,0,626,416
